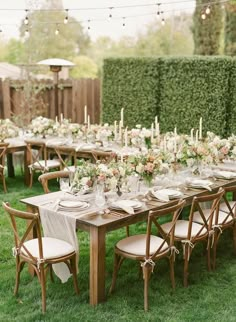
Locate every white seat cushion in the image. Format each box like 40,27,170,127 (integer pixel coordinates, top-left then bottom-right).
220,201,236,213
116,234,168,256
31,159,61,170
161,220,207,239
193,209,233,225
21,237,75,260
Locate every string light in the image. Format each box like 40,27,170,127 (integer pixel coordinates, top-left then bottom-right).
0,0,229,34
108,7,113,21
87,19,91,30
64,9,69,24
205,5,211,14
161,18,166,25
55,25,59,35
24,29,29,36
156,3,161,18
122,17,126,28
24,10,29,25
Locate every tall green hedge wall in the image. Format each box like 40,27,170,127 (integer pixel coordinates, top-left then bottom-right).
102,56,235,137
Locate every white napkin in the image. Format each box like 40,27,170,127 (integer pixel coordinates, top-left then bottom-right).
112,200,135,214
150,190,170,202
213,170,236,180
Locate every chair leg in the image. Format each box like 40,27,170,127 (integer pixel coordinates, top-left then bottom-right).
70,256,79,295
109,253,122,294
14,257,21,295
49,264,54,283
143,264,152,312
183,245,190,288
207,242,212,272
212,232,220,271
169,255,175,290
125,226,130,237
2,176,7,193
29,172,33,189
40,266,46,314
233,224,236,255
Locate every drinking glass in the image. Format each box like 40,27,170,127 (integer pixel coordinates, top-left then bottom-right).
59,177,70,195
95,182,106,214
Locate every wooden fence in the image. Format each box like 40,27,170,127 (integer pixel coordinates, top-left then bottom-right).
0,78,101,125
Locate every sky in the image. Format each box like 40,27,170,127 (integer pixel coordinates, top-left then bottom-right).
0,0,196,40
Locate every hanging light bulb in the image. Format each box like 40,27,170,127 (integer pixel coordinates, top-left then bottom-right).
64,9,69,24
25,29,29,37
201,12,206,20
122,17,126,28
205,6,211,15
24,10,29,25
108,7,113,21
55,26,59,35
156,3,161,18
161,18,165,26
88,19,91,31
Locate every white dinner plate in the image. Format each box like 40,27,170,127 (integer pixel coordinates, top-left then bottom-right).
59,200,87,208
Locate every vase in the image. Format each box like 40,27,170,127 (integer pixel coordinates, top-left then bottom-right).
144,176,153,188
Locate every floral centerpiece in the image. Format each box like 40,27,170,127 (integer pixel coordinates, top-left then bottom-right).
29,116,55,137
0,119,19,141
71,160,97,193
127,153,168,187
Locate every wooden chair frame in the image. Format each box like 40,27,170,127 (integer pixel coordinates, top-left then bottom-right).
211,185,236,269
2,202,79,313
38,170,70,193
175,188,225,287
25,140,61,188
109,199,186,311
0,142,9,193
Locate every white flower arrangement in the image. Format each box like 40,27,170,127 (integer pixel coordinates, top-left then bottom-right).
29,116,55,137
0,119,19,141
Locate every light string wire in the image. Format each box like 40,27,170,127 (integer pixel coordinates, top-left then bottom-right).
0,0,229,31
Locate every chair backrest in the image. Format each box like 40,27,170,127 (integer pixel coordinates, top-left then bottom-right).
25,139,47,169
219,185,236,224
0,142,9,169
188,188,225,240
49,145,77,171
2,202,43,261
146,199,186,260
38,170,70,193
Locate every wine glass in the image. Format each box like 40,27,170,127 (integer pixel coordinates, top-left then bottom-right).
59,177,70,196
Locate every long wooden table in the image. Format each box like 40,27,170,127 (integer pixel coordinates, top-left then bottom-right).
5,139,30,185
20,177,236,306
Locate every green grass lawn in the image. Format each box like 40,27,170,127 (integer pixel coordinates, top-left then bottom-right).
1,170,236,322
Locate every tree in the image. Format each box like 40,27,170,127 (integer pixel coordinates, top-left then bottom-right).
193,0,223,55
18,0,91,64
224,1,236,55
70,56,98,79
4,39,25,64
135,14,194,56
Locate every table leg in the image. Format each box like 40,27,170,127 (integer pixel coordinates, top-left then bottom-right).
89,226,106,305
7,153,15,177
26,205,37,276
24,147,30,186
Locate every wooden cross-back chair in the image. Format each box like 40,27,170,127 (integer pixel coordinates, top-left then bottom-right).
49,145,77,172
2,202,79,313
162,188,225,287
38,170,71,194
25,140,61,188
109,199,186,311
194,185,236,269
0,142,9,193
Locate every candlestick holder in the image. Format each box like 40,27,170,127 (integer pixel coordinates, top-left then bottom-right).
120,126,124,147
172,152,178,173
83,122,88,143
